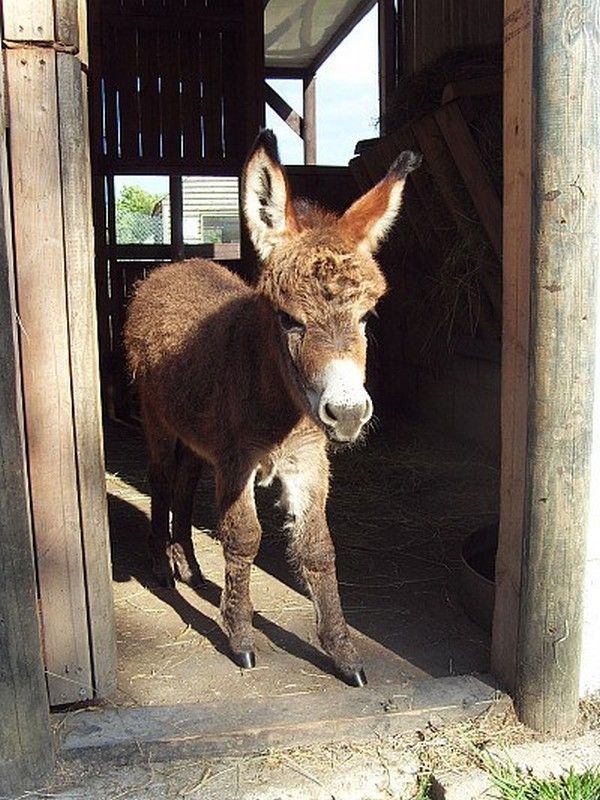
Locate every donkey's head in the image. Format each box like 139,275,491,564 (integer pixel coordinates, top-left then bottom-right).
243,130,421,444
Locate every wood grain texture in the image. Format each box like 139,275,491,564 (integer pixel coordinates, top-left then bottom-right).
491,0,533,697
514,0,600,734
6,48,93,705
55,0,79,49
2,0,54,42
57,52,117,698
62,675,503,763
435,99,502,259
0,38,54,795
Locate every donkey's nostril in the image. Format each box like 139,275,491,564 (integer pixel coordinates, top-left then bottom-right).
324,402,338,422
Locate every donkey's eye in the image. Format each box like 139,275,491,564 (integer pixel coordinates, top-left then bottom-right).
277,310,305,334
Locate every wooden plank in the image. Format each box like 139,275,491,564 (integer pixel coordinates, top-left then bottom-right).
6,48,93,705
510,0,599,735
55,0,79,49
137,25,161,161
102,24,119,161
491,0,533,698
78,0,89,67
62,675,503,763
202,29,224,161
170,175,184,259
2,0,54,42
113,24,140,160
57,52,117,698
264,82,303,138
435,99,502,259
303,72,316,165
180,28,203,162
158,26,183,161
0,33,54,794
221,27,244,164
442,74,502,104
378,0,396,133
411,113,502,324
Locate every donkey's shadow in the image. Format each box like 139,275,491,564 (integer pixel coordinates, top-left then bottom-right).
108,491,332,675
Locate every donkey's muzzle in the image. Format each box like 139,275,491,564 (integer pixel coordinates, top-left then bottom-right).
315,359,373,443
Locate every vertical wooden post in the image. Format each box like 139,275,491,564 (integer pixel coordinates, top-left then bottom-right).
241,0,265,278
493,0,599,734
378,0,396,134
2,0,116,705
0,23,54,793
303,72,316,165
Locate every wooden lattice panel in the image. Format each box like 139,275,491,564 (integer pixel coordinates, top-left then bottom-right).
98,1,245,170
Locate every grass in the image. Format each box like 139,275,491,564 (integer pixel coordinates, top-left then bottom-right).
413,774,433,799
484,761,600,800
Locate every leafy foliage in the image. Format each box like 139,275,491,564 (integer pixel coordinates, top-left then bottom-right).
116,185,165,244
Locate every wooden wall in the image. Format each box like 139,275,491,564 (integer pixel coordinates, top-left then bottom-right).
2,0,116,707
400,0,503,74
88,0,264,419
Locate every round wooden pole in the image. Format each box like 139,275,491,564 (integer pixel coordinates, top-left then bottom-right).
514,0,600,734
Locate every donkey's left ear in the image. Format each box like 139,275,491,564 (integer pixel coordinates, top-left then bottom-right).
339,151,422,254
242,129,299,262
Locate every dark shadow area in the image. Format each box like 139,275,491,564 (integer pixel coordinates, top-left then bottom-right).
105,418,495,679
108,491,333,675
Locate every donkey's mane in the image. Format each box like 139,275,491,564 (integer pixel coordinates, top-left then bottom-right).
293,197,338,231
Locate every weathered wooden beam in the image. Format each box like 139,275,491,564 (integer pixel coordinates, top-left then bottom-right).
303,72,316,165
441,74,502,105
2,0,54,42
0,31,54,795
57,50,117,698
264,81,303,138
6,46,94,706
378,0,396,134
435,99,502,259
55,0,79,49
491,0,532,698
493,0,599,735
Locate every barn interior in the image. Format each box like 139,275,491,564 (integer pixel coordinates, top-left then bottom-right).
91,0,503,708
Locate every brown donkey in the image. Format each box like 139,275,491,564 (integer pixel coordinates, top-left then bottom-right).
125,131,420,686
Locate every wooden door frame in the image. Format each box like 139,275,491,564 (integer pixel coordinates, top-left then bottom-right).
493,0,599,735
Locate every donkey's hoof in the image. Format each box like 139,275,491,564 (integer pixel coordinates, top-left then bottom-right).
342,668,368,688
156,573,176,589
232,650,256,669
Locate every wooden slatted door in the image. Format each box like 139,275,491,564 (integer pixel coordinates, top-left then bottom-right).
88,0,264,419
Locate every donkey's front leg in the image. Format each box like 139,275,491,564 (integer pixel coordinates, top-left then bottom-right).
216,468,262,669
291,516,366,687
280,454,366,687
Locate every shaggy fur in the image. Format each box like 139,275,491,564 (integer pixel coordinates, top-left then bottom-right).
124,130,420,684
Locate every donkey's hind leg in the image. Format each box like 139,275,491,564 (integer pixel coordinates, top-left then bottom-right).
170,442,204,587
148,453,176,589
215,465,262,669
143,401,177,588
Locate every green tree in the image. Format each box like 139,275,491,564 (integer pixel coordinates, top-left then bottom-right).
116,185,164,243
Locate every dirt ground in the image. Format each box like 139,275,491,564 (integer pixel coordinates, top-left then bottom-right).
104,418,497,708
27,703,599,800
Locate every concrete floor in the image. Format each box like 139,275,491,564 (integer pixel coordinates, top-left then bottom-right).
104,419,497,709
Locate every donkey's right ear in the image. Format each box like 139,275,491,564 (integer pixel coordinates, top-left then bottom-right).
242,129,299,262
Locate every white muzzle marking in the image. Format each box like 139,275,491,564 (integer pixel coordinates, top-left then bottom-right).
313,359,373,442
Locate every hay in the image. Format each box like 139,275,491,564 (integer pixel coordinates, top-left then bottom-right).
379,46,503,368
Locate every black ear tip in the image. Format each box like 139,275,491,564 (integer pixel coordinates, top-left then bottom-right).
252,128,280,163
389,150,422,178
